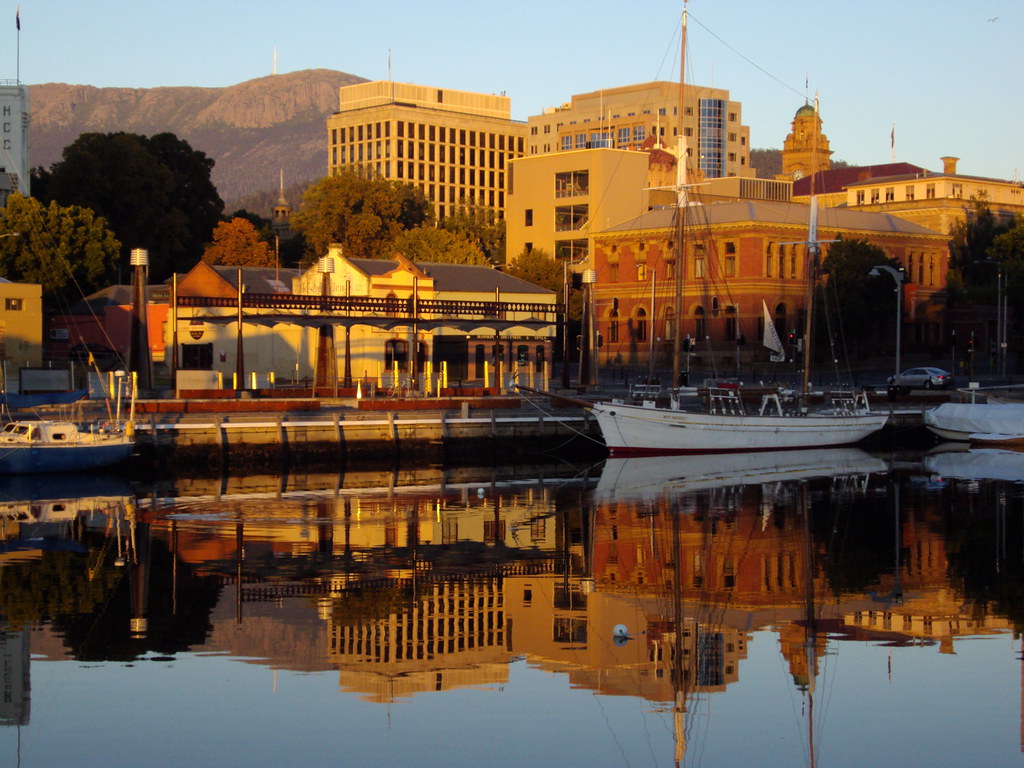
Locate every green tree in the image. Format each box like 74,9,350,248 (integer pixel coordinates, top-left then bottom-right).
33,131,224,282
0,193,121,305
440,204,506,265
506,247,581,320
506,247,562,291
820,236,902,357
391,227,487,265
948,196,1013,302
202,217,275,267
291,171,431,259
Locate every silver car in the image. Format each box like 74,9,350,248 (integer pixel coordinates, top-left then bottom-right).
887,366,953,392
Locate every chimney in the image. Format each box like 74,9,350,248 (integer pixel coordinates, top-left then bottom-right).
941,156,959,175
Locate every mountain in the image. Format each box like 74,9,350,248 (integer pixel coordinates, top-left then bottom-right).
28,69,367,211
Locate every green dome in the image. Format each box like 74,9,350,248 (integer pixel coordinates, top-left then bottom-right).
795,103,816,118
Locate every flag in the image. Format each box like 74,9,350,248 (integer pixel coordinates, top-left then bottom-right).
891,124,895,149
16,7,20,30
762,300,785,362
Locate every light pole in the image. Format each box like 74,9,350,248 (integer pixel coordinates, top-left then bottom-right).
870,265,905,382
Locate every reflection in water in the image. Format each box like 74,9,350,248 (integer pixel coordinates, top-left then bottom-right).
3,453,1024,766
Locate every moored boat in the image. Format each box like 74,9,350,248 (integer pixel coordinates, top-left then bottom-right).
0,419,135,474
922,402,1024,444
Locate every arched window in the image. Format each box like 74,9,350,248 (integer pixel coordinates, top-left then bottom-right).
385,339,409,371
765,243,773,277
694,306,706,341
777,246,785,278
634,307,647,343
664,306,676,341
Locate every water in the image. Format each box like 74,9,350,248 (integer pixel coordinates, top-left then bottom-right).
2,445,1024,767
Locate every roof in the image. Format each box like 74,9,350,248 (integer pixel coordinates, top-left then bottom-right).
207,265,301,293
793,163,927,196
69,284,163,314
348,258,553,295
600,199,943,237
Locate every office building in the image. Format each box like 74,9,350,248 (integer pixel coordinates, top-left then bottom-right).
326,81,528,221
526,81,754,180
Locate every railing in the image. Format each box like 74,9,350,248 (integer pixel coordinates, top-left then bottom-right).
177,293,559,322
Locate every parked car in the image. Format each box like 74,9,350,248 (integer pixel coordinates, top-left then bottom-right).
69,343,119,369
887,367,953,392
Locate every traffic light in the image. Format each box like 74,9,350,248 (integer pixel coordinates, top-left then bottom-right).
788,330,795,344
968,332,975,354
682,336,692,352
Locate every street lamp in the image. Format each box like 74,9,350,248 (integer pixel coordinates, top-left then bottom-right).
869,265,905,382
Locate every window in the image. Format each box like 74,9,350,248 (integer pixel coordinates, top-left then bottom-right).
906,185,915,201
634,307,647,342
555,170,589,197
609,262,619,282
555,239,587,261
618,127,629,146
926,183,936,199
856,190,865,205
525,209,533,226
725,254,736,277
575,133,586,149
554,204,588,231
765,243,773,277
694,306,706,340
609,319,619,343
885,187,895,202
694,254,706,278
385,339,409,372
4,298,23,311
561,135,572,151
952,183,963,198
637,263,647,281
870,189,880,204
633,125,645,143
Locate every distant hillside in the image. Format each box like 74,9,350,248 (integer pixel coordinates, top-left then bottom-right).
28,69,367,211
751,148,782,178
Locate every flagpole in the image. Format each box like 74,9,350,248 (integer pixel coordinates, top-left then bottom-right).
16,6,21,84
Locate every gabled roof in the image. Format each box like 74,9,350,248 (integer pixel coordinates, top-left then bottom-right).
348,257,553,295
205,265,301,293
601,200,943,237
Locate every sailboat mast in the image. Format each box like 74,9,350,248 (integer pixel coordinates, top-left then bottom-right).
671,0,688,389
801,198,818,402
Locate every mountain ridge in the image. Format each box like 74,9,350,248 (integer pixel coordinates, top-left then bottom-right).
28,68,367,210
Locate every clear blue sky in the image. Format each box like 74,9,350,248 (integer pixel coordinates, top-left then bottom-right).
7,0,1022,181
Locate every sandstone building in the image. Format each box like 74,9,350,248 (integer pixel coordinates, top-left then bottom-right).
326,81,528,221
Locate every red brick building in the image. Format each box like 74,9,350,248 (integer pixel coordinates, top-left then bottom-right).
592,200,949,370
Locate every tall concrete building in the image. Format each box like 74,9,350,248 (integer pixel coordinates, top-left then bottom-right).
526,81,755,180
0,81,30,205
326,81,528,221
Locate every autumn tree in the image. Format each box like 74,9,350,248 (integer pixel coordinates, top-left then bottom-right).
506,247,582,320
290,171,431,259
0,193,121,306
202,217,275,267
391,227,487,265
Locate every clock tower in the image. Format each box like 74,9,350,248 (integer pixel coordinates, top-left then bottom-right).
779,102,832,182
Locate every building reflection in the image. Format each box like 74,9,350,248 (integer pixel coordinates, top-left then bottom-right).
4,454,1024,735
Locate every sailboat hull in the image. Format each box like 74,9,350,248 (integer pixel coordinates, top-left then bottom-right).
591,401,888,456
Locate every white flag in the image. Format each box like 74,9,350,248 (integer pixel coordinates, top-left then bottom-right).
762,300,785,362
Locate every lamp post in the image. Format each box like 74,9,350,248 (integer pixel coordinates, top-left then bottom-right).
869,265,905,382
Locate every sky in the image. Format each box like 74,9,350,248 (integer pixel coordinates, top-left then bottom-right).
5,0,1023,181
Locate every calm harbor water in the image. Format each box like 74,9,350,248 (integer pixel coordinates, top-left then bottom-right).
3,445,1024,767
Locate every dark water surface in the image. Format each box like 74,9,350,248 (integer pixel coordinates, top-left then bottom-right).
3,445,1024,767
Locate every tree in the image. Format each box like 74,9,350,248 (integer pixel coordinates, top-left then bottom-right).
948,196,1013,301
820,236,902,357
440,204,506,265
506,248,562,291
290,171,431,259
0,193,121,306
33,132,224,282
391,227,487,265
202,218,275,267
506,247,582,320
